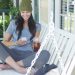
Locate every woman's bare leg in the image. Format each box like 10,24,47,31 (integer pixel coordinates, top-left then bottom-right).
0,60,24,70
0,42,27,74
17,60,24,67
0,64,11,70
0,61,24,70
5,56,27,74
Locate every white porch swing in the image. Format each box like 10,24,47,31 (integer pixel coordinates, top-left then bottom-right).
0,10,75,75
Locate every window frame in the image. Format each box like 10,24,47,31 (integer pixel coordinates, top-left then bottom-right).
60,0,75,33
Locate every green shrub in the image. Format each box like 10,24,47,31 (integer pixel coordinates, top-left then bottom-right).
0,0,13,9
0,15,10,38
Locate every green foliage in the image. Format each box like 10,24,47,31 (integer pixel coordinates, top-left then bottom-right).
0,0,12,9
0,0,19,37
0,0,19,17
0,22,3,37
9,0,19,19
0,15,10,37
9,6,19,18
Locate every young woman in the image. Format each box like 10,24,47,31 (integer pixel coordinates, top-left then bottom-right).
0,0,50,74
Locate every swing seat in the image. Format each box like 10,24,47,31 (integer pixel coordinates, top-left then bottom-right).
0,25,75,75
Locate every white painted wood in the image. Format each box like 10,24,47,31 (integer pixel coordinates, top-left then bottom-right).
0,25,75,75
40,24,48,42
53,35,64,64
51,37,67,64
32,0,35,17
40,26,75,75
0,70,21,75
45,68,60,75
61,38,74,65
55,0,61,28
66,55,75,75
61,45,75,75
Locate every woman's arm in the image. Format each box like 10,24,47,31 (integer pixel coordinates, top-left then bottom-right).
32,31,41,52
2,20,17,47
35,32,40,37
32,31,40,48
2,41,17,47
32,23,41,48
2,33,16,47
33,31,40,43
2,33,27,47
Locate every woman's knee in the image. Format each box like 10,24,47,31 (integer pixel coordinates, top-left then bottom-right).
34,50,50,69
39,50,50,61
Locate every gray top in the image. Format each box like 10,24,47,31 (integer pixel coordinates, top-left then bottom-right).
6,20,41,51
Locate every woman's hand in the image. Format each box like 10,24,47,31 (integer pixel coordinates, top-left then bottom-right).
32,42,37,49
16,39,27,46
32,42,40,52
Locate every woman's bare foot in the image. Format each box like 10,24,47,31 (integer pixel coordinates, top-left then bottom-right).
0,64,27,74
16,66,27,74
0,64,11,70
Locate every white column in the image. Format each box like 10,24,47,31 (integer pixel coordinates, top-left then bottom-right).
19,0,22,5
32,0,35,18
48,0,53,23
73,0,75,33
2,12,5,36
55,0,61,28
13,0,16,7
67,0,70,31
38,0,41,23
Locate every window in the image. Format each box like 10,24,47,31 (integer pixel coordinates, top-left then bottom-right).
60,0,74,33
34,0,55,24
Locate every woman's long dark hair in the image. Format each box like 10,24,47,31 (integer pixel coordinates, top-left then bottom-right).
15,14,36,40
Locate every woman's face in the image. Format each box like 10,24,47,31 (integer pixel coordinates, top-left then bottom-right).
21,11,31,22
